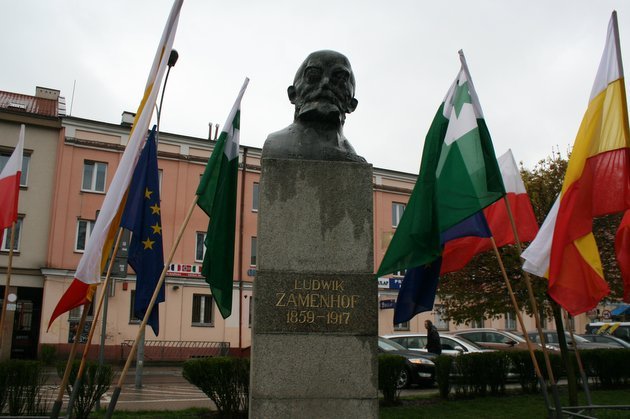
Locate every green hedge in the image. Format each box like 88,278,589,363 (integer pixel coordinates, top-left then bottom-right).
56,360,114,419
0,360,48,415
183,357,249,418
378,354,405,405
579,349,630,388
450,352,510,397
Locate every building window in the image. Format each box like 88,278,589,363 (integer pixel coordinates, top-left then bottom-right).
0,153,30,187
68,304,94,344
82,161,107,192
192,294,214,326
129,290,141,324
252,182,259,211
505,312,517,330
394,321,410,331
250,237,257,266
195,232,206,262
158,169,163,195
1,217,23,252
75,219,95,252
471,317,485,328
434,305,449,330
392,202,405,228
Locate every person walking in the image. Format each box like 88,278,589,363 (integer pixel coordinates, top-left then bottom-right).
425,320,442,355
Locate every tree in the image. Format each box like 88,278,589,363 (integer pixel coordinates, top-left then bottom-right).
438,148,626,323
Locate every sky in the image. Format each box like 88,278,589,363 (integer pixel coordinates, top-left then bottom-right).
3,0,630,174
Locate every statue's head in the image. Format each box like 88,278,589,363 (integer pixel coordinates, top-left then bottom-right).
288,50,358,125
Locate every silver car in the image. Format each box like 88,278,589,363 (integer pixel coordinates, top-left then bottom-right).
383,333,491,356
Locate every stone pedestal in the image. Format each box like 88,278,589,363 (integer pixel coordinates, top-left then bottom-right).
250,159,378,419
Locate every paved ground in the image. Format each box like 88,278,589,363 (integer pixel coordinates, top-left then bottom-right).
43,365,216,413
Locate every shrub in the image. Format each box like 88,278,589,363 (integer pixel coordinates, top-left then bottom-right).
39,344,57,366
451,352,509,397
434,355,453,399
56,360,114,419
4,360,48,415
507,350,563,393
378,354,405,406
183,357,249,418
0,361,8,414
580,349,630,388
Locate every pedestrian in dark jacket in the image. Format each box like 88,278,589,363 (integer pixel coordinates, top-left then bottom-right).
425,320,442,355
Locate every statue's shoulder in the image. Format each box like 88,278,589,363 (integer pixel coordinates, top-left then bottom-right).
262,123,303,159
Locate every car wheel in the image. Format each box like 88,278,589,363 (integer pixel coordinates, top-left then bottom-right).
396,368,411,389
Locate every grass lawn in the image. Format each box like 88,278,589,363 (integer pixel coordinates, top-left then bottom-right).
86,388,630,418
380,388,630,419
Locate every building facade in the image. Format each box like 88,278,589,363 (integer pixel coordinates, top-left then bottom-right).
0,86,601,361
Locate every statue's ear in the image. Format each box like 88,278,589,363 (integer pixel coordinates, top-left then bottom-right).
288,86,297,104
347,98,358,113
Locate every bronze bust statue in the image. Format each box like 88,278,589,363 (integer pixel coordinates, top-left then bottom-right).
262,50,366,162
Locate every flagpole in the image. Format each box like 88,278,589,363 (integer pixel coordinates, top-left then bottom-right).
0,222,16,350
563,310,592,407
503,195,563,418
489,237,553,417
105,195,199,419
50,301,91,419
65,227,125,417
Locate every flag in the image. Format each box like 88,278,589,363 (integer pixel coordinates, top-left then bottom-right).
616,211,630,302
196,78,249,319
394,212,492,324
0,124,24,233
120,127,164,336
379,51,505,323
440,149,539,274
522,12,630,315
48,0,183,329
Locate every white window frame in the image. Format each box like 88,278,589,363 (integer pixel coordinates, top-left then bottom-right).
192,294,214,326
75,219,95,252
1,217,23,252
0,153,30,187
505,312,517,330
129,290,141,324
82,161,107,192
394,321,410,331
195,232,207,262
392,202,405,228
434,305,449,330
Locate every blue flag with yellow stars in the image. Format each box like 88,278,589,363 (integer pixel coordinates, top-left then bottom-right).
121,126,164,336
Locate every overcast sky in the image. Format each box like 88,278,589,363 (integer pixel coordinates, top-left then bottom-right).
3,0,630,174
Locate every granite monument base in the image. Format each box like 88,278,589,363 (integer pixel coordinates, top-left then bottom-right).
250,159,378,419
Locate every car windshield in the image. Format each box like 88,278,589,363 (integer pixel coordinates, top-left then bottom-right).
501,331,526,342
567,333,589,343
379,337,407,351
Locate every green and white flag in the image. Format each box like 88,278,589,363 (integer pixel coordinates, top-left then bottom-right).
196,78,249,319
376,51,505,277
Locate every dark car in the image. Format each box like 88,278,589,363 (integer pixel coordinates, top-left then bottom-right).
579,334,630,348
378,337,436,388
526,331,618,350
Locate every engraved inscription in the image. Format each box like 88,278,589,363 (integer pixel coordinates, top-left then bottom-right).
275,279,360,326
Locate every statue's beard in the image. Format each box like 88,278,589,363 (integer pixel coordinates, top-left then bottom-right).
297,102,342,123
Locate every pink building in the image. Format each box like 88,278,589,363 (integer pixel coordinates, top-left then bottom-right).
1,87,593,361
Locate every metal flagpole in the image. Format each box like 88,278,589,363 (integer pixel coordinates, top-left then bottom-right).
105,196,198,418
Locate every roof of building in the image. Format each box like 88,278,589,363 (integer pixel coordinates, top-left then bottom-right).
0,90,65,118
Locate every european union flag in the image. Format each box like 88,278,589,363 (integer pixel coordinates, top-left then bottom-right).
120,126,164,336
393,211,491,324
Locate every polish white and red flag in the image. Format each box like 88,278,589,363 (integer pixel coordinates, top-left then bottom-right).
0,124,24,237
441,149,539,274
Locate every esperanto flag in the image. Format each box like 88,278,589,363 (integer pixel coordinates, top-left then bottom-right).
376,50,505,282
196,78,249,319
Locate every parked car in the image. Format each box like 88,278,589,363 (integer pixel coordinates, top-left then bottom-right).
451,328,557,351
526,331,618,350
382,333,491,356
579,334,630,348
585,322,630,344
378,337,436,388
